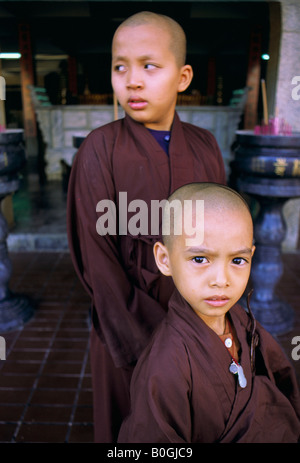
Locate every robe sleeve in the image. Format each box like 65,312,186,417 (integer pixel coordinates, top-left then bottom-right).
118,332,193,443
67,129,167,368
257,322,300,420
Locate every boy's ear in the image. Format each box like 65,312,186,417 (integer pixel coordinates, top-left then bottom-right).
153,241,172,277
177,64,193,93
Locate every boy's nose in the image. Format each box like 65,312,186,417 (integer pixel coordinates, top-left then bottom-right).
209,265,230,288
126,67,143,89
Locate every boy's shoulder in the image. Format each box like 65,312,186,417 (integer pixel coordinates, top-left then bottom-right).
147,315,189,356
82,115,147,151
87,118,124,139
137,314,191,377
180,119,215,137
74,118,125,164
172,112,218,146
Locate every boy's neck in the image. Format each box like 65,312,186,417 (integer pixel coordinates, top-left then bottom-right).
147,127,170,133
144,122,172,131
199,313,227,336
143,114,175,131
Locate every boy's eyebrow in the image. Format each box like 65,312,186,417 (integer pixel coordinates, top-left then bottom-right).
227,247,253,256
112,55,127,62
112,54,157,62
184,246,253,256
137,54,157,61
184,247,213,254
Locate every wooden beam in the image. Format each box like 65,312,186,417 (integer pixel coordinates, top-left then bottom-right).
244,25,262,129
18,22,37,142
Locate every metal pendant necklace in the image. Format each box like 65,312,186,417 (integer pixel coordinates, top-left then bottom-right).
223,319,247,389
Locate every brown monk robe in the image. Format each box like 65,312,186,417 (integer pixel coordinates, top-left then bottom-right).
118,289,300,443
67,113,226,442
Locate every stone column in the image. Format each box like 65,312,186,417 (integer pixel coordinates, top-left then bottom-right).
270,1,300,250
274,1,300,131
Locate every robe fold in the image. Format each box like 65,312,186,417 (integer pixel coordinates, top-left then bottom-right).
67,112,226,441
118,289,300,443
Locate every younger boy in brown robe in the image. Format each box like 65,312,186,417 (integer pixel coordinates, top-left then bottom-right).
118,183,300,443
67,12,226,442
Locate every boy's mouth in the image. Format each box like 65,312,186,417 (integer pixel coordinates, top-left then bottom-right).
204,296,229,307
128,98,148,110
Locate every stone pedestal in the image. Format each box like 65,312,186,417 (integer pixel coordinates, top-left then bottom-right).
238,177,300,335
233,130,300,335
0,129,34,332
0,202,34,332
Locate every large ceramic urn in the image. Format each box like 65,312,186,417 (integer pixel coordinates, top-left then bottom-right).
232,130,300,335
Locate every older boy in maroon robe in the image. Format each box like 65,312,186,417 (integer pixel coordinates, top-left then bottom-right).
118,183,300,443
67,12,226,442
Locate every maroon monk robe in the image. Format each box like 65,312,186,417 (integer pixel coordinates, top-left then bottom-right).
118,289,300,443
67,112,226,442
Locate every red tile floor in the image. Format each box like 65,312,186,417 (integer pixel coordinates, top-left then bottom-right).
0,252,93,443
0,251,299,443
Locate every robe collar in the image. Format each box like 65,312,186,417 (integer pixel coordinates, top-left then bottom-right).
167,288,257,392
123,112,195,194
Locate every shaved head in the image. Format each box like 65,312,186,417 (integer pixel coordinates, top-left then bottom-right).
113,11,187,67
154,182,255,329
162,183,253,249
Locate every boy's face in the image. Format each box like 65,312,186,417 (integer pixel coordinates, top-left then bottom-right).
111,24,192,130
154,207,255,328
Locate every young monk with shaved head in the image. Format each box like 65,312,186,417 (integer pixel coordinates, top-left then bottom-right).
67,12,226,442
118,183,300,443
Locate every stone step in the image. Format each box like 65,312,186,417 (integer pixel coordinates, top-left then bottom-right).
7,233,69,252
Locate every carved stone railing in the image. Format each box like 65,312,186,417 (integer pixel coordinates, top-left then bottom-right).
35,104,244,180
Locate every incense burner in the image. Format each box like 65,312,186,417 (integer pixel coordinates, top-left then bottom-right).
232,130,300,335
233,130,300,178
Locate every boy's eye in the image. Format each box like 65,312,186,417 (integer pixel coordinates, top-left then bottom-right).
192,256,208,264
144,63,157,70
232,257,248,266
114,64,126,72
